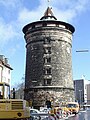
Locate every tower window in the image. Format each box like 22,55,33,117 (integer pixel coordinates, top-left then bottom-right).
43,23,47,27
44,57,51,63
44,38,50,44
47,58,51,63
47,68,51,74
43,68,51,75
47,79,51,85
32,25,35,29
44,47,51,54
44,79,52,85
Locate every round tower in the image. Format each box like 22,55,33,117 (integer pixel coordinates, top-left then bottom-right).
23,7,75,108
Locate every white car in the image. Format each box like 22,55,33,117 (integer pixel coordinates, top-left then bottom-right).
30,108,49,120
40,108,50,113
30,108,41,120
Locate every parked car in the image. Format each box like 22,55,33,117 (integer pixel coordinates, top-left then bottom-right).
40,107,50,113
65,102,79,114
30,108,41,120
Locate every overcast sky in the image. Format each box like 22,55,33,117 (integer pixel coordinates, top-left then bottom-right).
0,0,90,87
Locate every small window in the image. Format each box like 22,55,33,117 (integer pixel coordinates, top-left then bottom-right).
44,38,50,44
47,58,51,63
44,79,51,85
8,79,10,83
43,68,51,75
56,24,59,27
44,79,45,85
8,70,10,74
44,57,51,63
44,47,51,54
47,79,51,85
43,23,47,27
47,68,51,74
32,25,35,29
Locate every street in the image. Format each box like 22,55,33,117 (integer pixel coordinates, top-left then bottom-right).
68,109,90,120
30,109,90,120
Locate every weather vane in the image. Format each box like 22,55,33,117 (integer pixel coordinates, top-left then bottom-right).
47,0,50,7
48,0,50,2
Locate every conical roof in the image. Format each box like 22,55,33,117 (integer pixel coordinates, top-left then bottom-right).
40,7,57,20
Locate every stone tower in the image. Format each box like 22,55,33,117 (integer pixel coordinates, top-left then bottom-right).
23,7,75,108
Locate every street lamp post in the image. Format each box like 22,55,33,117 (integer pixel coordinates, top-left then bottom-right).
76,49,89,108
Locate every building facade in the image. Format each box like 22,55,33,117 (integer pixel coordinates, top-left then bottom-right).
23,7,75,108
0,55,13,84
0,55,13,98
74,79,88,105
87,84,90,104
86,81,90,105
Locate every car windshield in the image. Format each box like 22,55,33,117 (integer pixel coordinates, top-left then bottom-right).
67,104,77,108
30,110,39,114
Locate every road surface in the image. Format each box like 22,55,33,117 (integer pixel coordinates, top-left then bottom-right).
68,109,90,120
